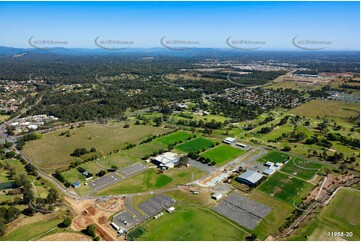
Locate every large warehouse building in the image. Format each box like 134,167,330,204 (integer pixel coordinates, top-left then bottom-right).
236,170,263,187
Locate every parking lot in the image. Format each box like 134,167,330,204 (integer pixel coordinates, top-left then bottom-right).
138,194,176,217
118,162,147,177
113,211,137,230
88,172,122,190
88,162,147,191
213,192,271,230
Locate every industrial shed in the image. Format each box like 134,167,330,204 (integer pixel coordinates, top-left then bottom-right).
236,170,263,187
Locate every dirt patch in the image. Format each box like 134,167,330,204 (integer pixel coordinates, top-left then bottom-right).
87,206,98,215
64,196,124,241
200,170,223,185
96,197,125,212
39,232,92,241
98,216,107,225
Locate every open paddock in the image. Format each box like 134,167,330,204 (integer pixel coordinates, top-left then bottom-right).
22,123,171,172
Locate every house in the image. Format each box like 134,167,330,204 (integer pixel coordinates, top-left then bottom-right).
223,137,236,144
82,171,89,176
153,152,179,169
236,170,263,187
211,193,223,200
72,181,80,188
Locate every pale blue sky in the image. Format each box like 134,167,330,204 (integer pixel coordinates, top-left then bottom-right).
0,1,359,50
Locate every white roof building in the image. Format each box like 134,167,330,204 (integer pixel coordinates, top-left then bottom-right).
265,161,275,167
223,137,236,144
211,193,223,200
263,167,277,175
153,152,179,169
28,125,38,130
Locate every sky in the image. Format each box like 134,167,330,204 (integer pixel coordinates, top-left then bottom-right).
0,1,359,50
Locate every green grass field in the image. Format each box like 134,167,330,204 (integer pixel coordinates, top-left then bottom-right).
175,137,215,153
281,157,324,180
0,214,63,241
249,189,295,240
257,171,313,205
200,145,246,165
61,169,86,184
23,123,170,171
257,150,290,163
133,207,247,241
289,100,360,124
96,167,206,196
288,188,360,241
154,131,193,146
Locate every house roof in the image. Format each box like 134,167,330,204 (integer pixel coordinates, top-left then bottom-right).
238,170,263,184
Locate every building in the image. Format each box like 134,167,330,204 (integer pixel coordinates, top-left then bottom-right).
72,181,80,188
153,152,179,169
166,207,175,213
265,161,275,167
236,170,263,187
263,167,276,175
223,137,236,144
236,142,247,148
211,193,223,200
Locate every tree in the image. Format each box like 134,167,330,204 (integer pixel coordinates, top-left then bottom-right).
62,217,72,227
85,224,97,238
246,234,257,241
282,146,291,152
97,170,106,177
5,151,16,159
46,188,59,204
178,156,189,166
3,142,13,149
90,147,96,152
339,164,348,173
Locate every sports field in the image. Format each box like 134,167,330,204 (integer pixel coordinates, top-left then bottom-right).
154,131,193,146
96,167,206,196
257,150,289,163
257,171,313,205
281,157,324,180
132,207,248,240
22,123,170,171
175,137,215,153
200,145,246,165
288,188,360,241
